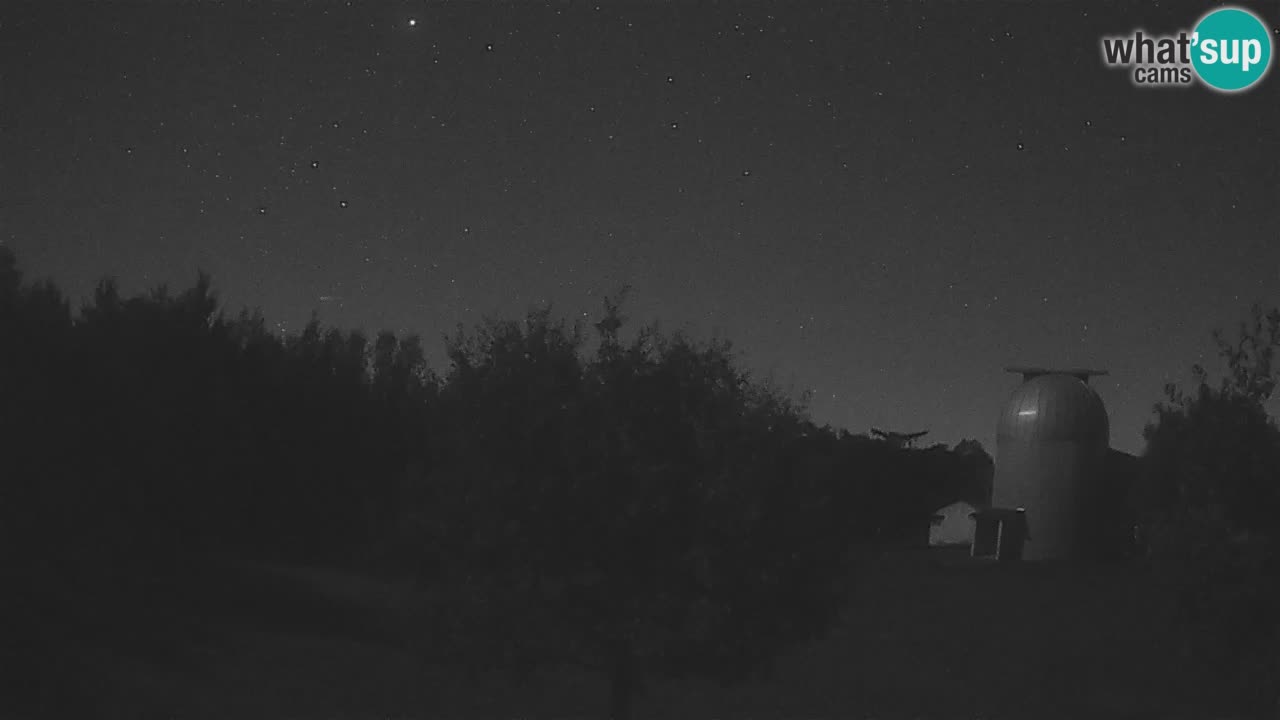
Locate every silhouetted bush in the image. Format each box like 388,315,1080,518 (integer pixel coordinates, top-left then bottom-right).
0,247,1004,718
1138,304,1280,715
409,292,997,719
0,247,439,592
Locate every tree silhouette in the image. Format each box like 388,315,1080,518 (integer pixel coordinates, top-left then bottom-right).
422,295,861,719
0,246,1032,716
0,248,443,588
1139,304,1280,714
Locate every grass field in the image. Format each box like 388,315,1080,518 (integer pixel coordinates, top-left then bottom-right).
9,548,1230,720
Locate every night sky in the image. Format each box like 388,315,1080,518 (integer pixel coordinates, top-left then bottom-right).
4,1,1278,455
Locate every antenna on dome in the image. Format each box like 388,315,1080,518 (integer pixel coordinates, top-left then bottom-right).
1005,367,1109,384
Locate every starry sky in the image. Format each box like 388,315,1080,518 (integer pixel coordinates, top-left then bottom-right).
3,1,1279,455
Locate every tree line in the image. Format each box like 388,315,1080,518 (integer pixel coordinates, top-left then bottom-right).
0,248,996,717
7,245,1273,716
1136,303,1280,715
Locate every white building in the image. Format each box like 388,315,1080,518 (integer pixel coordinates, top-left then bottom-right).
929,500,979,547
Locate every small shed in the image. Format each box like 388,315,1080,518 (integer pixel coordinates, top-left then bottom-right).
970,507,1029,563
929,500,979,547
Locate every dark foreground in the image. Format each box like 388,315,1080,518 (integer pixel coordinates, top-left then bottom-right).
4,549,1227,720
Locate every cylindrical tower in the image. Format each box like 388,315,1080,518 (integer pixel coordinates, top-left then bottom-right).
992,368,1110,561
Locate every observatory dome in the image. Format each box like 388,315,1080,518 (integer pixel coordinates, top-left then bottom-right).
992,369,1111,561
997,372,1109,445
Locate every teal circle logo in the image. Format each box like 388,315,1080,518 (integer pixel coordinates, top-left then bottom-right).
1191,7,1272,92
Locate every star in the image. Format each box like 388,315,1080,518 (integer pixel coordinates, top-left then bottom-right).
408,18,417,27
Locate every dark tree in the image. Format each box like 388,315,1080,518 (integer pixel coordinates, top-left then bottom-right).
1138,303,1280,715
952,438,995,505
1,247,442,579
0,247,457,714
423,296,861,719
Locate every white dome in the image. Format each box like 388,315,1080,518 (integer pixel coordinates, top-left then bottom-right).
997,373,1109,445
993,370,1111,561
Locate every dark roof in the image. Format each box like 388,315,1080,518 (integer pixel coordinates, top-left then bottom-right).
1005,366,1109,383
970,507,1026,519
